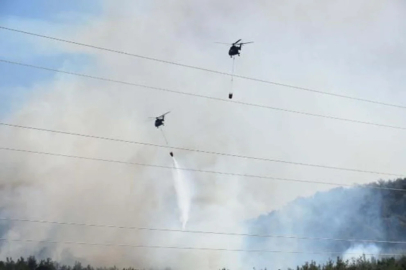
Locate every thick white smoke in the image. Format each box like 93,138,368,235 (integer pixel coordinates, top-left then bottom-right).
343,244,381,262
1,0,406,269
171,157,191,230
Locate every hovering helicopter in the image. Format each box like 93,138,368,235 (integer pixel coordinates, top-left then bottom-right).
149,111,173,157
153,111,170,128
216,39,253,58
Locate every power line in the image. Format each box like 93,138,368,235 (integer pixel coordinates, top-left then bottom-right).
0,238,403,257
0,123,405,177
2,26,405,258
2,59,406,133
0,146,405,191
3,217,406,245
1,25,405,110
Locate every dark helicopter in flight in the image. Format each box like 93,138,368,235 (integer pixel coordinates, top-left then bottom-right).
153,111,170,128
150,111,173,157
216,39,253,58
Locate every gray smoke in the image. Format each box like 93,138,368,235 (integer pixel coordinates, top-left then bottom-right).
244,183,406,269
1,0,406,269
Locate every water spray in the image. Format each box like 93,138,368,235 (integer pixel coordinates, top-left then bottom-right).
171,158,191,230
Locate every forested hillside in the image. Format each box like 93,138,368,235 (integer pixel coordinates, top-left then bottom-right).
244,179,406,269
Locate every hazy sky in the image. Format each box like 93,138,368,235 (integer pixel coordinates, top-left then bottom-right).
1,0,406,269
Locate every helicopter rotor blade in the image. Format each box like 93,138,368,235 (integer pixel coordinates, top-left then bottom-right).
158,111,171,118
233,39,242,45
240,42,254,45
145,118,155,123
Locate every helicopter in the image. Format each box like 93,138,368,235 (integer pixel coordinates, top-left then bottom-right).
153,111,170,128
216,39,253,57
149,111,173,157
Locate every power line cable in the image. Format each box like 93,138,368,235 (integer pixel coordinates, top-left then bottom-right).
3,217,406,245
1,25,405,110
0,146,405,191
2,26,405,257
0,123,405,177
0,238,403,256
1,59,406,133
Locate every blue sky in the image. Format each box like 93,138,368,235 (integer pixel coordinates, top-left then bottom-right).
0,0,101,116
0,0,101,21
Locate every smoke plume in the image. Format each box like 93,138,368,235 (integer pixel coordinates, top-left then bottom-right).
1,0,406,269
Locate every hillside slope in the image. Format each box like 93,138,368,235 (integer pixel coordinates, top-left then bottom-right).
243,179,406,269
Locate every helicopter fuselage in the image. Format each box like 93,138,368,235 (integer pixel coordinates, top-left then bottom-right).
155,118,164,128
229,45,241,57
